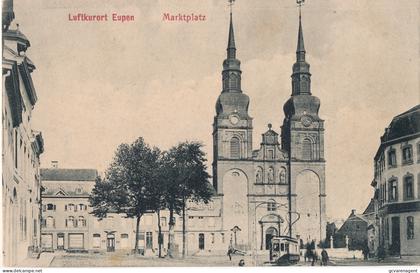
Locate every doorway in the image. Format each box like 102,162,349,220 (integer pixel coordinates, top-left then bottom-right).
390,217,400,255
107,234,115,252
198,233,205,250
57,233,64,250
265,227,278,250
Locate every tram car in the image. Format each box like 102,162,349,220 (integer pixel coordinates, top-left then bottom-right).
269,236,300,265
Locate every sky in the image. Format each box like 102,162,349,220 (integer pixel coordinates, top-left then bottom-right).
12,0,419,220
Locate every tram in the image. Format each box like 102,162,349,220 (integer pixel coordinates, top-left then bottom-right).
269,236,300,265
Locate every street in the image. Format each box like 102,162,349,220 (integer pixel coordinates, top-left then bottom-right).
39,252,418,267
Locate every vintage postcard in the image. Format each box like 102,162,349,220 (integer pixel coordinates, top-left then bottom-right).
1,0,419,271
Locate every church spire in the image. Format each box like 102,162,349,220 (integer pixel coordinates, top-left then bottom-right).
296,11,306,62
227,12,236,59
291,1,311,96
221,1,242,93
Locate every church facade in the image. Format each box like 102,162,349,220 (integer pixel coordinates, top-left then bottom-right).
212,12,326,251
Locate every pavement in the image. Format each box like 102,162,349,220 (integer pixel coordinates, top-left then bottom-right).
12,252,420,267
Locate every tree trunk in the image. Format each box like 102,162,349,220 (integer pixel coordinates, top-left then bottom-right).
134,215,141,253
157,210,162,258
182,198,187,258
167,208,175,258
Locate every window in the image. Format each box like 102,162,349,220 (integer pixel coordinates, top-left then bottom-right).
146,232,153,249
388,179,398,202
388,148,397,167
160,217,167,227
230,137,240,159
407,216,414,240
417,143,420,162
78,216,86,227
221,233,225,243
93,234,101,248
228,73,238,89
76,188,82,194
79,204,85,211
67,216,75,227
46,203,55,211
68,204,75,211
403,175,414,200
268,150,274,159
211,233,215,244
267,200,276,212
46,216,55,228
402,145,413,164
302,139,312,160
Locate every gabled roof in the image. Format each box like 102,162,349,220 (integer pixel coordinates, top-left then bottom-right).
41,168,98,181
362,199,375,215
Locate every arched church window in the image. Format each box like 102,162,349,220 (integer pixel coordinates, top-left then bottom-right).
230,137,240,159
302,139,313,160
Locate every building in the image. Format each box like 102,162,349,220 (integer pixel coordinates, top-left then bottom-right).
40,165,224,255
38,8,326,256
371,105,420,257
211,10,326,252
2,0,44,266
40,167,98,251
333,208,374,251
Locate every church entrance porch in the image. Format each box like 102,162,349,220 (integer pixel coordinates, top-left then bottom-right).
265,227,278,250
258,214,284,250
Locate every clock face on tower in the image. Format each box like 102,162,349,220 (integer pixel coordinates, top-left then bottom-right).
301,115,313,127
229,114,239,125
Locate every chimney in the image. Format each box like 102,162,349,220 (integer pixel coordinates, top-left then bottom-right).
351,209,356,216
51,161,58,169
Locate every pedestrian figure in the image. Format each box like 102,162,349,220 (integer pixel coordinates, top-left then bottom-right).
362,243,369,260
311,251,317,266
227,246,233,261
238,259,245,266
321,248,329,266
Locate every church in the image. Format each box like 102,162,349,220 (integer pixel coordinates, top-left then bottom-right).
211,9,326,252
38,7,327,257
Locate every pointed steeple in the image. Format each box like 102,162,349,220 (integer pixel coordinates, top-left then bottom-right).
215,5,250,117
221,11,242,93
227,12,236,59
296,13,306,62
291,9,311,96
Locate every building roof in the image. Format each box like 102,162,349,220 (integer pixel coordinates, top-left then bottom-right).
41,168,98,181
374,104,420,161
362,199,375,215
381,104,420,143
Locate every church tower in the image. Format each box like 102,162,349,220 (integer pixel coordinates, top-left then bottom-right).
281,9,326,245
212,11,253,192
212,11,253,249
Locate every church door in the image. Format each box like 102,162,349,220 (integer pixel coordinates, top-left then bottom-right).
265,227,278,250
